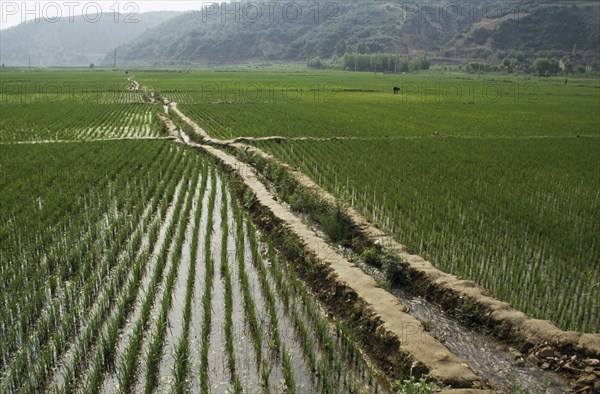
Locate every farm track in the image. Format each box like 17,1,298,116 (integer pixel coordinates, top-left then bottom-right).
165,98,600,392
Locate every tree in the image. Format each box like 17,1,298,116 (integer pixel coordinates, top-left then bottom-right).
533,58,550,77
548,59,560,75
89,63,94,69
413,56,431,71
562,59,573,74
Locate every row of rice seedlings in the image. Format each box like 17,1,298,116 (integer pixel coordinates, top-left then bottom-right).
1,147,164,348
249,230,327,391
172,162,209,393
0,145,161,365
200,166,217,393
72,104,158,140
142,163,201,393
0,103,156,142
221,192,269,394
116,161,196,392
82,157,202,393
335,320,381,392
297,276,378,393
1,193,115,370
22,180,155,392
56,223,147,392
81,211,164,393
100,159,188,391
233,205,263,377
248,242,290,392
0,147,178,393
219,180,244,393
49,151,188,393
204,174,235,391
199,165,218,393
97,91,146,105
1,149,130,304
225,194,292,392
284,249,379,393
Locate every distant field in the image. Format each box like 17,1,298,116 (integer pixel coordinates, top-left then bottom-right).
136,69,600,332
137,69,600,139
0,70,157,142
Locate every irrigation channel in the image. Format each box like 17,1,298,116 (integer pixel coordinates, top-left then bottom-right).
354,262,572,393
171,110,585,393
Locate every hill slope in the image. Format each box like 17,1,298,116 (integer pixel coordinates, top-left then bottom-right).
0,12,180,67
111,0,599,66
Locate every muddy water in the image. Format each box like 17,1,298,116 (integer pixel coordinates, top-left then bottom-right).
180,130,191,144
355,261,572,393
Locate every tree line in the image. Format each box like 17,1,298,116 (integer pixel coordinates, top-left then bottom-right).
307,53,431,73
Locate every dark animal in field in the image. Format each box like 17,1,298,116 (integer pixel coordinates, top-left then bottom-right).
393,86,400,94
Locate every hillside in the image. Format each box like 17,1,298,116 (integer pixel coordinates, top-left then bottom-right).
448,2,600,61
110,0,599,66
0,12,180,67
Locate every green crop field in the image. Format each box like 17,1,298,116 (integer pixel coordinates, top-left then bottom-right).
136,69,599,139
136,69,600,333
0,69,381,393
0,70,157,142
1,66,598,393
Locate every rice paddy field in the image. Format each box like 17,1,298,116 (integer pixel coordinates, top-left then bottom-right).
135,68,600,333
0,71,157,142
1,67,599,393
0,70,380,393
